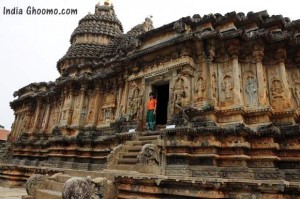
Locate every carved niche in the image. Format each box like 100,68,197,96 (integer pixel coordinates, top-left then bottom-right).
290,71,300,106
194,75,206,102
85,90,97,125
37,104,46,129
212,72,218,104
221,75,233,104
270,78,285,109
101,91,116,123
128,84,142,121
244,70,258,107
268,66,290,111
47,102,58,131
219,60,235,106
60,91,72,122
171,74,191,113
71,95,80,125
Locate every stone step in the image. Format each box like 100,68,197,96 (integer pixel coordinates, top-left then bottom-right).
132,140,154,146
127,146,143,152
120,152,139,158
138,135,160,141
118,158,138,165
36,189,62,199
47,180,64,192
140,131,161,136
56,174,72,183
63,169,106,179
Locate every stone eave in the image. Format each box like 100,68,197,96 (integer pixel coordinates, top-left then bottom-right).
139,16,192,41
125,34,193,61
261,14,286,29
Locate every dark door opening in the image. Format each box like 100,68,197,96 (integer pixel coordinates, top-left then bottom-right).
154,83,169,125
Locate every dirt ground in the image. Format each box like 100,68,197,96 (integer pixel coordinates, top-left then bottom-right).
0,186,27,199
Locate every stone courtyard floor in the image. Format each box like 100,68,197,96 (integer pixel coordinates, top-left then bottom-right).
0,186,27,199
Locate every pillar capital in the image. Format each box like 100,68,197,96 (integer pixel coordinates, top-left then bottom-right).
226,39,240,57
252,50,264,62
276,47,286,62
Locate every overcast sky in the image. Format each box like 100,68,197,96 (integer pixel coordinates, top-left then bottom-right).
0,0,299,130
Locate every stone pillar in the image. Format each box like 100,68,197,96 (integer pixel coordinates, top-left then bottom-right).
231,55,243,106
93,83,102,126
277,47,292,107
11,114,21,139
58,90,66,123
253,47,268,107
42,102,51,132
31,100,41,133
123,74,129,114
77,85,87,126
67,87,75,126
204,40,215,105
228,40,243,106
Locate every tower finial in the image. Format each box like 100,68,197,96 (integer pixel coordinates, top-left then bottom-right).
104,0,110,6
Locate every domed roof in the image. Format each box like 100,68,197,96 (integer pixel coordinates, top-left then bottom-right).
70,3,123,43
58,2,123,71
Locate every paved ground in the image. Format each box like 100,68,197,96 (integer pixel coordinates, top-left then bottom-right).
0,186,27,199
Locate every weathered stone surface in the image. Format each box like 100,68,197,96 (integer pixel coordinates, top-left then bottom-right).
91,177,116,199
62,177,93,199
25,174,48,196
137,144,160,165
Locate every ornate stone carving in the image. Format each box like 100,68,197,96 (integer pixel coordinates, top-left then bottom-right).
290,72,300,106
172,75,190,112
101,92,116,122
128,87,142,121
138,144,160,165
195,75,206,101
270,78,285,110
86,90,97,124
62,176,93,199
212,72,217,104
244,72,258,106
71,96,80,125
222,75,233,102
173,20,187,33
25,174,49,197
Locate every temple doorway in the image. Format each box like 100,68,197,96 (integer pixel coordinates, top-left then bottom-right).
153,83,169,125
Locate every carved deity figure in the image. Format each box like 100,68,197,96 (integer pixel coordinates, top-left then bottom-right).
195,76,206,100
270,79,284,99
222,75,233,101
137,144,160,165
290,73,300,106
129,88,141,120
173,78,186,107
293,83,300,106
212,73,217,103
245,76,257,105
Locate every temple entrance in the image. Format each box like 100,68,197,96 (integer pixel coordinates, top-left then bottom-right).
153,83,169,125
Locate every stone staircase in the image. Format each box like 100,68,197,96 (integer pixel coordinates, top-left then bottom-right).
108,130,164,174
21,130,165,199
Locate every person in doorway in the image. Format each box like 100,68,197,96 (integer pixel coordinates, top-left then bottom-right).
146,92,157,131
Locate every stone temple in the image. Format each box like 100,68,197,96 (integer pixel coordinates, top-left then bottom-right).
2,1,300,198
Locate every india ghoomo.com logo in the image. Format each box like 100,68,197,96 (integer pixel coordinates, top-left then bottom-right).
3,6,78,15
